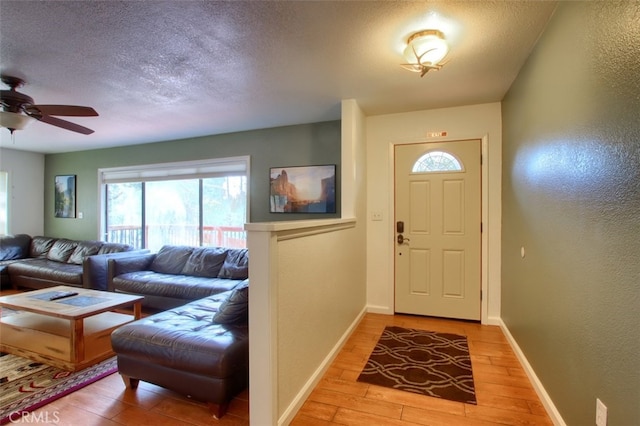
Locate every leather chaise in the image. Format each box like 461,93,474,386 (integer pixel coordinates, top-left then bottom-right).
111,282,249,419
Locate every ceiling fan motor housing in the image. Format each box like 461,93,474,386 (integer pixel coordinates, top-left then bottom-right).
1,89,34,113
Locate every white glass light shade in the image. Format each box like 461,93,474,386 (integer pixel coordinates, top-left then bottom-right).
403,30,449,66
0,111,34,130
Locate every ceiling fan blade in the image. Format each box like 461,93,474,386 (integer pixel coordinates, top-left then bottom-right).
37,114,95,135
28,105,98,117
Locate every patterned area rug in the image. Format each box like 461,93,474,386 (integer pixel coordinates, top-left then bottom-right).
0,353,117,424
357,326,477,404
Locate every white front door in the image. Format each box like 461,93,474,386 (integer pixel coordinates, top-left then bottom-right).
394,140,481,320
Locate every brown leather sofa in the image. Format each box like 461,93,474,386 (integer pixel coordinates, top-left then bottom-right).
107,245,248,310
111,279,249,419
0,234,142,291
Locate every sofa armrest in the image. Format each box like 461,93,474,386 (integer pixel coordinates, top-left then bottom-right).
107,253,156,291
84,250,150,291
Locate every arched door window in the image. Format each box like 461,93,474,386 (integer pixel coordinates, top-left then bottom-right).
412,151,463,173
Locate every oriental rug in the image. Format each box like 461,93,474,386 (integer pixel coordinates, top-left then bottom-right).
357,326,477,404
0,353,117,424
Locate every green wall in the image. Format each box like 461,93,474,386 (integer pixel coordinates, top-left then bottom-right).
501,2,639,425
44,120,341,240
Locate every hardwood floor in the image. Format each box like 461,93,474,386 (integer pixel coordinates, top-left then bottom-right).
290,313,553,426
2,287,552,425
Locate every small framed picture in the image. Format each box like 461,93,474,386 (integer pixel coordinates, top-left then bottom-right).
54,175,76,218
270,165,336,213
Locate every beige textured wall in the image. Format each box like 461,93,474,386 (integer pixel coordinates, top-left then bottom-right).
0,148,44,235
277,224,365,415
501,2,640,425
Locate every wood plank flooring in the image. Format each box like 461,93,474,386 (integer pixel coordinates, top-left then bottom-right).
2,288,552,425
290,313,553,426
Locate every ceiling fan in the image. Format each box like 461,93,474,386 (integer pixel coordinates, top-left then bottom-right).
0,74,98,135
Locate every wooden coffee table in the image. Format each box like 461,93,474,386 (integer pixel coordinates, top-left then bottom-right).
0,285,143,371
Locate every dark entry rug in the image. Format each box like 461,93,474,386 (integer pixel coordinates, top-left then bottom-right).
0,353,117,424
357,326,477,404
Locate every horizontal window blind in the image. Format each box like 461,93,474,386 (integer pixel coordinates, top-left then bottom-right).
100,157,248,184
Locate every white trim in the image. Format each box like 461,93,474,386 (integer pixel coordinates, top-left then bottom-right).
498,319,567,426
480,135,490,324
366,304,395,315
245,217,355,234
247,229,279,425
278,306,367,426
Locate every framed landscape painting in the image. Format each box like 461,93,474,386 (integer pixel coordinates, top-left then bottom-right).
270,165,336,213
54,175,76,218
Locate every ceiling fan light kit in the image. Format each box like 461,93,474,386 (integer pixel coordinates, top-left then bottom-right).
0,111,34,132
401,29,450,77
0,74,98,135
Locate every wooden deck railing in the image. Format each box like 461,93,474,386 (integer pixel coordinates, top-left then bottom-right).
106,225,246,249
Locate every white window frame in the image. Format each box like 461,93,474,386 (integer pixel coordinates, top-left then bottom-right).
97,156,251,241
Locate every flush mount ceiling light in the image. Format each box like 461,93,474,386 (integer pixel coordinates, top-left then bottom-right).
401,29,449,77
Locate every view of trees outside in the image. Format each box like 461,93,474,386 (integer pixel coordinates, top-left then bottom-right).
105,176,246,251
106,182,143,248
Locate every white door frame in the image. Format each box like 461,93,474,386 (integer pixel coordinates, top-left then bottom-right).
388,135,490,324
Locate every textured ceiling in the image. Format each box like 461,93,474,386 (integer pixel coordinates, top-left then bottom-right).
0,1,557,154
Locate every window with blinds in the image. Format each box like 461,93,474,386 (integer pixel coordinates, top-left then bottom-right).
99,157,249,251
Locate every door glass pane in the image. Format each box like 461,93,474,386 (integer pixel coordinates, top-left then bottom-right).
146,179,200,252
203,176,247,248
412,151,463,173
106,182,143,248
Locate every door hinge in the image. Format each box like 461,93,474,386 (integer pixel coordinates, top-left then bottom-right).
481,290,483,301
481,222,483,233
480,154,483,165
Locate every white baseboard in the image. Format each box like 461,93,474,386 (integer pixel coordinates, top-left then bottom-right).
498,319,566,426
278,306,368,426
485,315,502,326
365,304,394,315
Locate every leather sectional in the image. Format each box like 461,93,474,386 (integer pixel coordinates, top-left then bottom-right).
0,237,250,419
107,244,249,310
107,244,250,419
0,234,142,291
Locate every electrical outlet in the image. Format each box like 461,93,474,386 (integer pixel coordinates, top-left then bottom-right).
596,398,607,426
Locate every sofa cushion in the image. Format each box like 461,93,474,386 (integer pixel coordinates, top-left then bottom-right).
113,271,240,301
7,259,83,284
47,239,78,263
218,249,248,279
0,234,31,261
68,240,103,265
181,247,228,278
212,281,249,324
98,243,132,254
150,245,194,274
29,236,57,258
